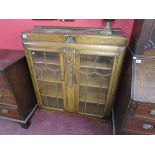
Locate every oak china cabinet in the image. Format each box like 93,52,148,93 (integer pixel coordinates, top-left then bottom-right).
22,26,127,118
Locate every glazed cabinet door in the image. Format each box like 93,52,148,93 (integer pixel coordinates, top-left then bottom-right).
28,50,65,111
75,52,119,117
25,47,122,118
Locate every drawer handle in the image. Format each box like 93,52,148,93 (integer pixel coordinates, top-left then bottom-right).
149,110,155,116
0,108,8,114
0,93,3,99
142,124,154,130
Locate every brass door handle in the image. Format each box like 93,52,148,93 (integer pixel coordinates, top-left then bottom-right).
149,110,155,116
0,108,8,114
142,124,154,130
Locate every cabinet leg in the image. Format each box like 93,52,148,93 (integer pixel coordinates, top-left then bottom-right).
21,120,31,129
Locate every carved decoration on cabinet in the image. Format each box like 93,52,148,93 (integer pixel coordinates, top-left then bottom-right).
65,35,75,43
65,55,73,87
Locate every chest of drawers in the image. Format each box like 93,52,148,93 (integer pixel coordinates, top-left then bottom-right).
0,49,37,128
114,50,155,134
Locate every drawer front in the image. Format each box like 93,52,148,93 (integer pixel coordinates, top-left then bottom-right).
0,105,21,119
0,72,7,86
0,88,17,106
133,103,155,120
124,118,155,135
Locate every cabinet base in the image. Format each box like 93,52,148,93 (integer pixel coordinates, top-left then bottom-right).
21,119,31,129
0,104,37,128
39,106,109,122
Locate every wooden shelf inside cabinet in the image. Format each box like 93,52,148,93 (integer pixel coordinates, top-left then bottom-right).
41,90,63,99
80,76,109,89
41,95,63,100
39,83,63,99
36,70,62,83
79,96,106,105
37,79,62,84
80,87,106,104
80,61,112,70
34,60,60,66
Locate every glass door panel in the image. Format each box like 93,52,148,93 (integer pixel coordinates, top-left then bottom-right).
34,64,62,83
38,81,63,98
31,51,60,65
30,50,64,110
80,55,113,70
80,68,111,89
80,86,107,104
79,101,105,116
41,96,64,110
79,54,114,117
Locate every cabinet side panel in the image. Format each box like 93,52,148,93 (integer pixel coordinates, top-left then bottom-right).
5,58,37,119
114,49,132,134
24,48,43,107
104,47,126,117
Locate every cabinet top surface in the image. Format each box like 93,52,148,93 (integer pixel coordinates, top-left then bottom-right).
23,26,127,38
0,49,24,70
22,26,127,46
